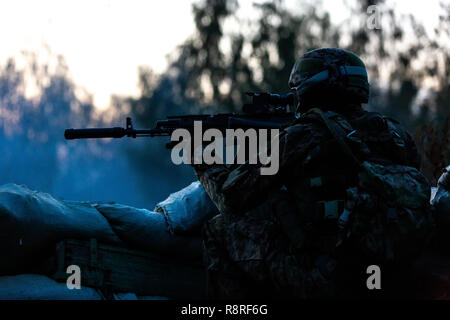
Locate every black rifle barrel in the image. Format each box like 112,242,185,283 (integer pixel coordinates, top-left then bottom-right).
64,127,126,139
64,127,170,139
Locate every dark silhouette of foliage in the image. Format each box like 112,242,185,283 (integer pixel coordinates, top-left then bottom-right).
1,0,449,208
128,0,449,183
0,52,159,208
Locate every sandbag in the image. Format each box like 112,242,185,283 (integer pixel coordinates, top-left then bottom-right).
113,293,168,300
95,203,203,259
0,274,102,300
431,186,450,213
432,165,450,214
154,181,219,234
431,167,450,244
0,184,122,274
0,273,171,300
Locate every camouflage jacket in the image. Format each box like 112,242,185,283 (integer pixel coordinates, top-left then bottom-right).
196,106,432,298
194,107,421,218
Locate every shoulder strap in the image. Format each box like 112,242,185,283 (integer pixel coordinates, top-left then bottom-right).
305,108,362,168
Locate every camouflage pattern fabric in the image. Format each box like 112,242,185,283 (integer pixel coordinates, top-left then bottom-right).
289,48,367,87
203,207,336,299
194,107,432,299
194,119,328,216
288,48,370,109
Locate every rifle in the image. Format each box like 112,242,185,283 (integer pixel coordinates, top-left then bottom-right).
64,92,295,148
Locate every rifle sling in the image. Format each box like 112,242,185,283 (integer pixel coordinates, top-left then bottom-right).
306,108,362,168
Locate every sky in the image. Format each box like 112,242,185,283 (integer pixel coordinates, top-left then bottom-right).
0,0,444,110
0,0,196,109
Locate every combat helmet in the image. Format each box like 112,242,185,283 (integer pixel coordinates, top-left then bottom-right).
289,48,370,115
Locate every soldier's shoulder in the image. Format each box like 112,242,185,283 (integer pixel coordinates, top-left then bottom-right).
280,114,331,149
287,114,329,135
379,114,412,138
347,110,406,134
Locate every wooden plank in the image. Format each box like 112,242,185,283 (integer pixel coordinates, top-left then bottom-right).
51,239,206,299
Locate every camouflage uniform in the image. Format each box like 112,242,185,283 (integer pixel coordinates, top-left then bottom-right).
194,48,432,299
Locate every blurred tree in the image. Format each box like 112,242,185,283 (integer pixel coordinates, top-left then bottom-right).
0,52,160,207
0,0,447,206
125,0,450,186
0,54,94,191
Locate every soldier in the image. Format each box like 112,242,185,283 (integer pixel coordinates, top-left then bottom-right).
193,48,432,299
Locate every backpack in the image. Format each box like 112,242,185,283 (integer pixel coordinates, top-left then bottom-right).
306,108,433,263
